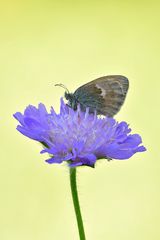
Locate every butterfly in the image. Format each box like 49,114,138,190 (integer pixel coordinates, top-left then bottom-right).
55,75,129,117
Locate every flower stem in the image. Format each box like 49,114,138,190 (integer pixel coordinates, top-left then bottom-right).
69,168,86,240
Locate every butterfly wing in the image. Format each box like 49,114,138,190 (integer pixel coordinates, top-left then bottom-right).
73,75,129,117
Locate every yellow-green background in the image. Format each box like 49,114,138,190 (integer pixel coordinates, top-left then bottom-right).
0,1,159,239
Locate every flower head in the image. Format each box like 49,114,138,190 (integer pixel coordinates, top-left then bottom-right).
14,99,146,167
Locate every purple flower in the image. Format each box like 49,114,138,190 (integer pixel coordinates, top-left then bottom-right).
13,99,146,167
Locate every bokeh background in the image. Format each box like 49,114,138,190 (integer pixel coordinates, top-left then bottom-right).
0,0,159,239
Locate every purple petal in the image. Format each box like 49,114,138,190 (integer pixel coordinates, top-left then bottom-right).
38,103,47,116
24,117,42,128
78,154,97,165
45,157,63,164
121,134,142,147
104,144,135,159
133,145,146,153
13,112,25,125
16,126,42,141
69,162,83,167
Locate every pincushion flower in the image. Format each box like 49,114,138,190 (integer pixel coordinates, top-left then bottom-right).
13,98,146,167
13,98,146,240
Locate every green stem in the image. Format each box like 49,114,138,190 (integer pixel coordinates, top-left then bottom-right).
69,168,86,240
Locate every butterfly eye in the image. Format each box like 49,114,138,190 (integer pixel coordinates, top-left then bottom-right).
65,92,69,100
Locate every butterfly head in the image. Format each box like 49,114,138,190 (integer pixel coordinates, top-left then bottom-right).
65,92,78,110
55,83,78,110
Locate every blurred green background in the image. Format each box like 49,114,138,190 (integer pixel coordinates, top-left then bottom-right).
0,0,159,239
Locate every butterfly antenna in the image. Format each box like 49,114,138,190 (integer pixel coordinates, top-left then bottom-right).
55,83,69,93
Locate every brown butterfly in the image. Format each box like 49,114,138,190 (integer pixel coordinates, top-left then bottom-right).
56,75,129,117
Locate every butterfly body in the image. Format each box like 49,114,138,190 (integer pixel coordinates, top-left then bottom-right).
62,75,129,117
